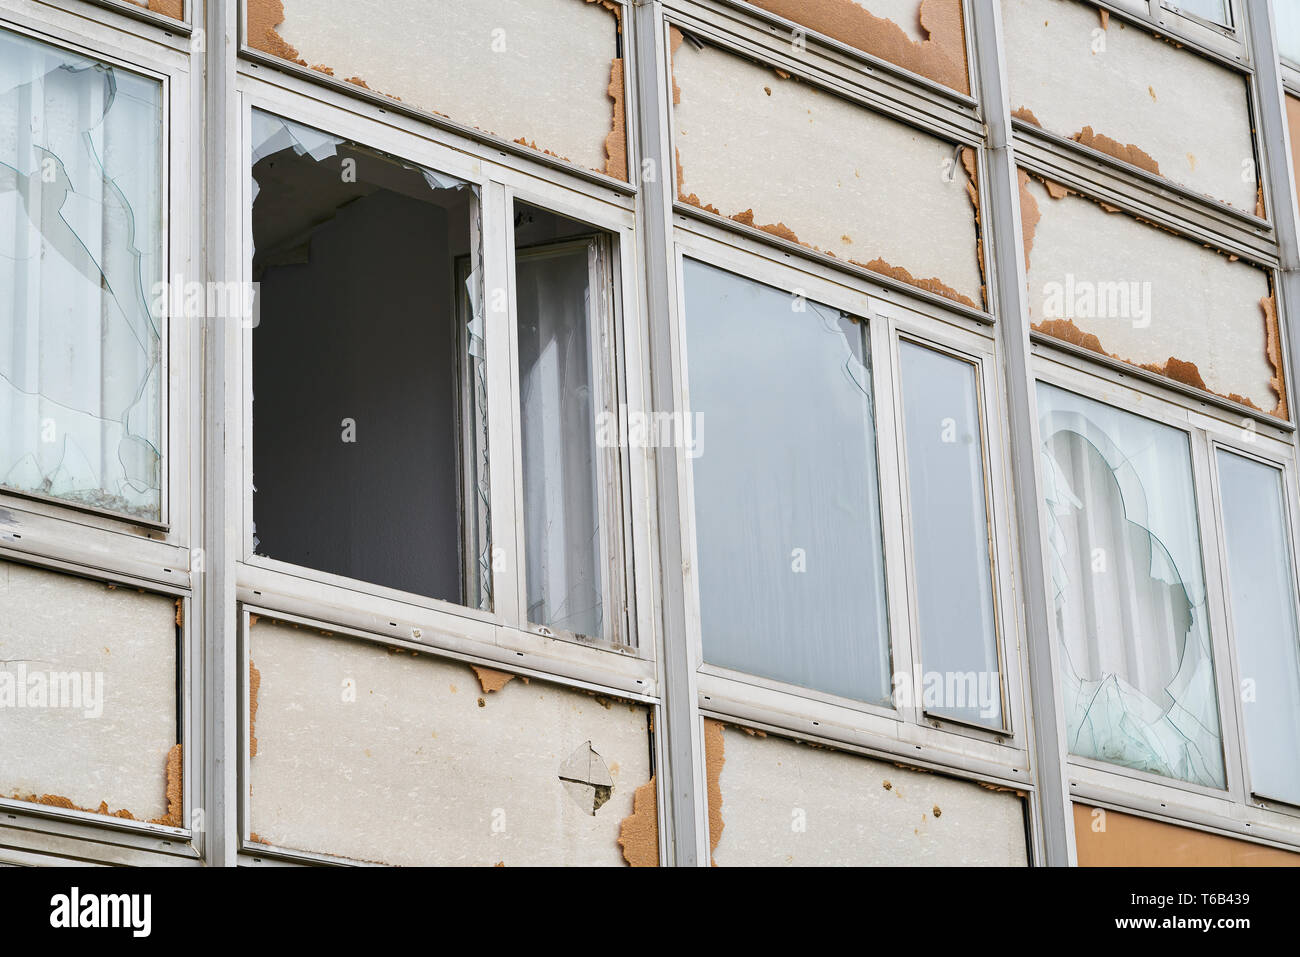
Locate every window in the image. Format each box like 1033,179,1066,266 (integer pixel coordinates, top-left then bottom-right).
513,203,628,645
0,27,164,521
682,259,890,704
1037,383,1226,788
1277,0,1300,65
1216,449,1300,806
1161,0,1232,28
249,111,490,608
899,341,1002,728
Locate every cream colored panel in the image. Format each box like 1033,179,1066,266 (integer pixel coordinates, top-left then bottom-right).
1022,173,1282,415
248,619,653,866
0,561,178,822
1003,0,1258,211
710,725,1028,866
673,39,984,307
247,0,626,178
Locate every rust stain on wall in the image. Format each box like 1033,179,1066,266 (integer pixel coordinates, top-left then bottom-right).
249,660,261,758
617,776,659,866
1071,125,1161,176
703,718,725,866
747,0,970,94
471,665,516,694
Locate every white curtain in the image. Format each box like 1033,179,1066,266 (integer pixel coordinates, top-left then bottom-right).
0,28,162,519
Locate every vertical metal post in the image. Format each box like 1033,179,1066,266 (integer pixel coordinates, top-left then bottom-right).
968,0,1074,865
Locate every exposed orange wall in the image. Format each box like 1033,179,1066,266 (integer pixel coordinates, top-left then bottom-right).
1073,804,1300,866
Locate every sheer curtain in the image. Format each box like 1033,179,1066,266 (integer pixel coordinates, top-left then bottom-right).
0,28,163,520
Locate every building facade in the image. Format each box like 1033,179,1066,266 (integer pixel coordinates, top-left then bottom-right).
1,0,1299,866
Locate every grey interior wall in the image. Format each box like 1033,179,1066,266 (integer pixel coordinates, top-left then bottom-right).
253,188,463,601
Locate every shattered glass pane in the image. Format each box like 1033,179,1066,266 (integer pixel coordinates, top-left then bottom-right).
1038,383,1225,788
250,110,490,608
1216,450,1300,805
684,259,891,705
0,29,163,520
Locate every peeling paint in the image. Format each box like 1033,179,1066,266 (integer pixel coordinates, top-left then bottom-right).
123,0,184,19
1071,125,1160,176
747,0,970,94
703,718,725,866
617,776,659,866
471,666,516,694
249,660,261,758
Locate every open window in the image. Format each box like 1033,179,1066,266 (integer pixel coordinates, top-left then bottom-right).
249,110,490,609
0,27,165,522
512,203,630,647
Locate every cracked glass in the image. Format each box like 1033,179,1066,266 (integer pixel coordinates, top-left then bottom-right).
684,259,891,705
1038,383,1226,788
0,28,164,520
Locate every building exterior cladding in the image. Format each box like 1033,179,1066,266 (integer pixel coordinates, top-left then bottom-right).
0,0,1298,867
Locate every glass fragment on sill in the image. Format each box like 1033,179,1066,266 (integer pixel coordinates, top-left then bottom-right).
0,29,164,520
1038,384,1226,788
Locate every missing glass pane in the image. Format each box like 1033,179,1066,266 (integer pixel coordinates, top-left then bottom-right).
1216,450,1300,806
683,259,891,704
1038,383,1225,788
514,203,626,645
250,111,490,607
0,28,164,520
899,342,1002,728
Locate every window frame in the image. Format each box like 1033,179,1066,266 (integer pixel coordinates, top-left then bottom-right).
672,224,1030,777
233,75,657,697
1031,346,1300,824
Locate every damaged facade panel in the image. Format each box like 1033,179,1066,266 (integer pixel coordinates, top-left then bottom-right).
1289,95,1300,221
1073,804,1300,866
122,0,185,19
0,560,179,823
673,38,984,307
245,0,628,179
745,0,970,94
1002,0,1259,211
707,723,1029,866
247,618,652,866
1022,172,1283,415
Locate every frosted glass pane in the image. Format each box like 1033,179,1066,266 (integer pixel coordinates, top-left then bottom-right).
1038,383,1225,788
684,259,890,704
1217,450,1300,805
0,28,163,519
900,343,1001,727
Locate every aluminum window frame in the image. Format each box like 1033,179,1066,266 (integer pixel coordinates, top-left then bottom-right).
232,74,659,698
671,225,1032,777
1032,348,1300,847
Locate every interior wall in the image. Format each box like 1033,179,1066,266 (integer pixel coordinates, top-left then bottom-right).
247,618,654,866
0,560,178,823
672,37,984,307
708,723,1029,866
1003,0,1258,211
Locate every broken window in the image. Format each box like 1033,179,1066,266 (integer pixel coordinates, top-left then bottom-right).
1037,383,1226,788
899,342,1002,728
683,259,890,704
250,110,490,608
0,28,164,520
514,203,628,644
1216,449,1300,806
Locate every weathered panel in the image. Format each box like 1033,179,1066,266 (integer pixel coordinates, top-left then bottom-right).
1074,804,1300,866
673,37,984,307
1289,95,1300,221
1003,0,1258,212
1021,170,1283,416
707,723,1029,866
245,0,627,179
0,561,179,824
745,0,970,94
248,618,654,866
